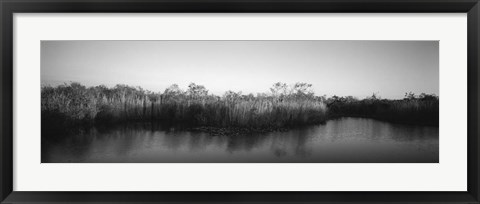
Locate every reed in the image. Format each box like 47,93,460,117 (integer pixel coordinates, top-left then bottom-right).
41,83,439,130
41,82,328,129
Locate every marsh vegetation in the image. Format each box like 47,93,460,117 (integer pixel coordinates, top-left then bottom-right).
41,82,439,135
326,92,439,126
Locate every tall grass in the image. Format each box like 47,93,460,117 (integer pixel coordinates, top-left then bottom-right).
41,82,328,129
41,82,439,131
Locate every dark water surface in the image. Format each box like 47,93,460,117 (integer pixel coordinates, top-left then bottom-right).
42,117,439,163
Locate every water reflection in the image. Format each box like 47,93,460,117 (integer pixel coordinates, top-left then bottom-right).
42,117,439,163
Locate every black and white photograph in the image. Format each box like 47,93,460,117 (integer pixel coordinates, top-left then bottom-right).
41,40,439,163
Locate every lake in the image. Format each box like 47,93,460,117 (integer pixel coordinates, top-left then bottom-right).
41,117,439,163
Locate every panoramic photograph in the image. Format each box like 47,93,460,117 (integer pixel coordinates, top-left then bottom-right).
41,40,439,163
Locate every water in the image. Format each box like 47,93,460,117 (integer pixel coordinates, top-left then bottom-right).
42,117,439,163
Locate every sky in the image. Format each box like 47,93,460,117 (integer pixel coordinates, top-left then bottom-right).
41,40,439,99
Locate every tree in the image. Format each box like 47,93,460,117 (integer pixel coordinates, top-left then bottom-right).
367,92,380,100
270,82,288,97
404,92,416,100
291,82,314,97
223,90,242,101
163,84,183,96
419,93,438,101
187,83,208,98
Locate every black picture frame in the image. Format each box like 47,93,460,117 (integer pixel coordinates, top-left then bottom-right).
1,0,479,203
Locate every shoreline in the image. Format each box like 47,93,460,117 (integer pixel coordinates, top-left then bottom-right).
41,115,438,138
